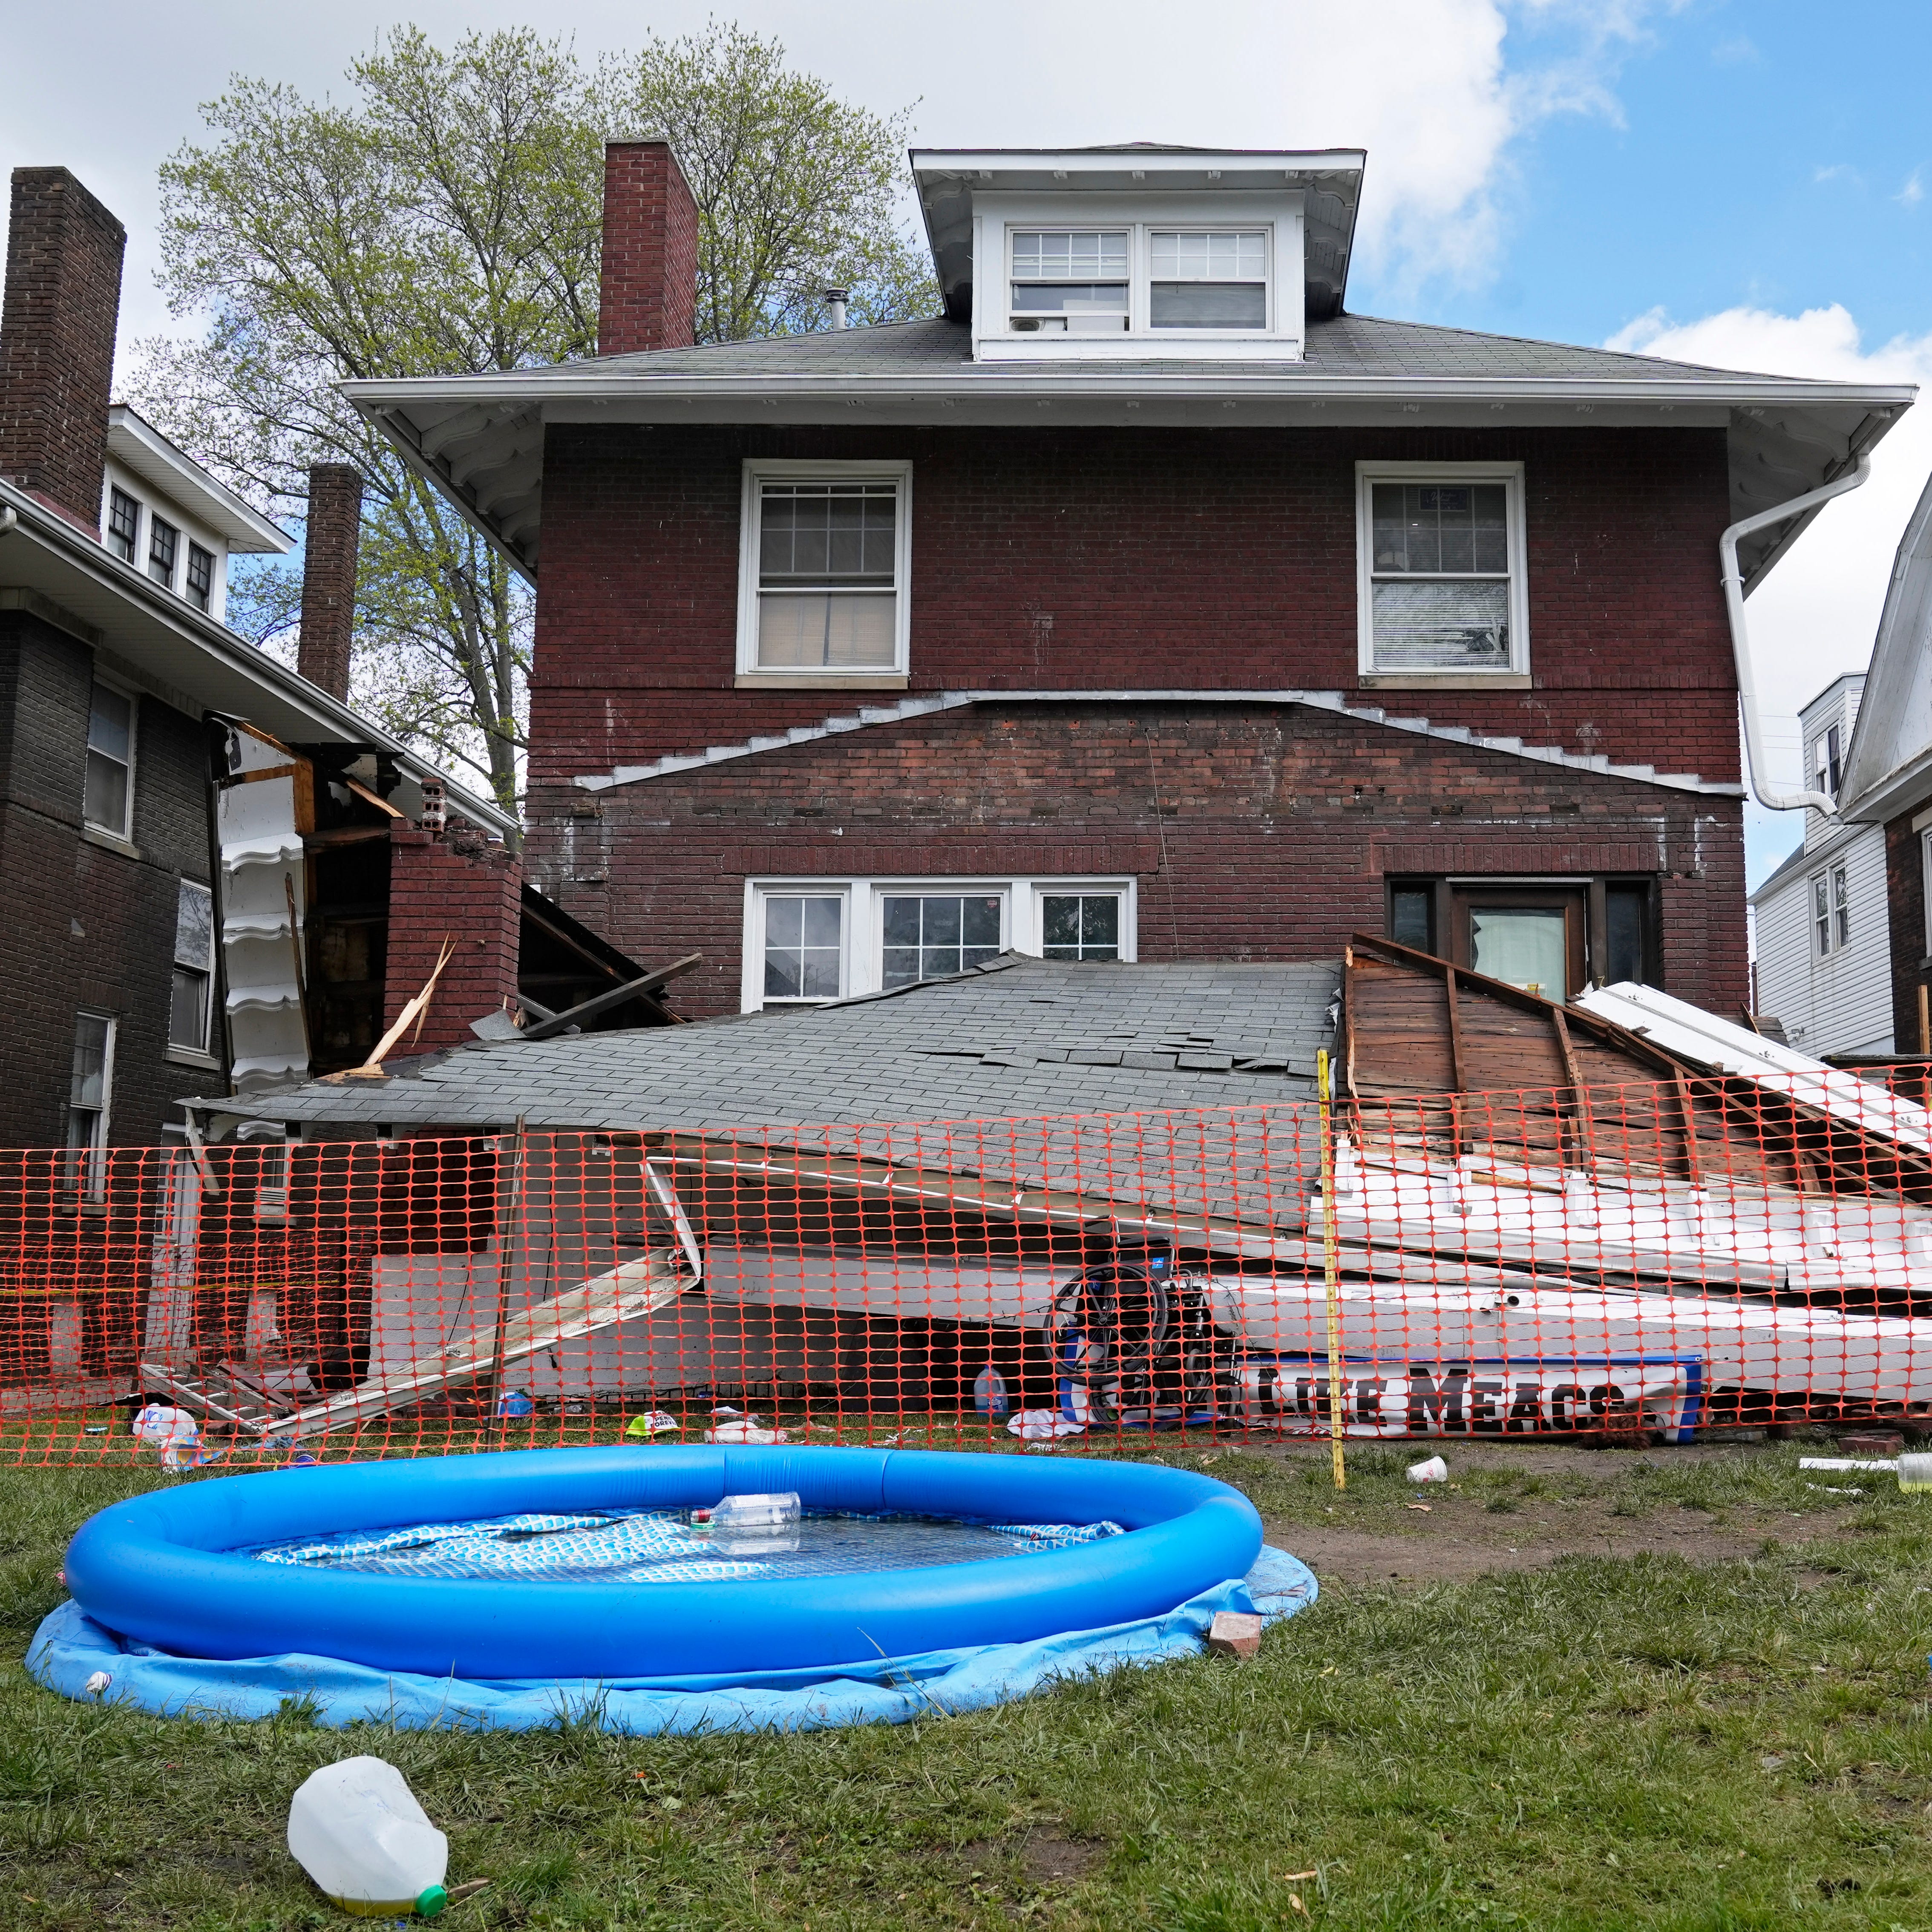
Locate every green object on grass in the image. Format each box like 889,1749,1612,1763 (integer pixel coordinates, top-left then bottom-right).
416,1883,448,1917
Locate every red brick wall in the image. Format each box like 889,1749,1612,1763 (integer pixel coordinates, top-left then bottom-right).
529,700,1746,1021
0,167,125,530
1886,808,1930,1053
530,423,1740,788
383,823,521,1053
598,142,697,357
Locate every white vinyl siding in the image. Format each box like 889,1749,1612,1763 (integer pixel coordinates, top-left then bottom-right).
1751,822,1894,1055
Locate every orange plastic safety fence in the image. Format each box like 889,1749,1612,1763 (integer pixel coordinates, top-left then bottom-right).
3,1067,1929,1468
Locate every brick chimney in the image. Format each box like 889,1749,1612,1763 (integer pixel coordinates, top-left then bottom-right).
297,463,363,700
598,141,697,356
0,167,125,531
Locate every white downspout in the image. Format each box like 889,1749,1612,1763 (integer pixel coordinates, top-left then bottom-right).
1720,452,1871,814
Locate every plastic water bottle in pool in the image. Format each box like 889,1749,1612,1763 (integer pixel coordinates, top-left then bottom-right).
973,1365,1011,1416
690,1491,801,1554
287,1756,449,1918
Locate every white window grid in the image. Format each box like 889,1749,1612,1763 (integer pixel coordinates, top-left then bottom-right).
736,459,913,680
1355,461,1529,680
741,878,1137,1011
1005,223,1273,336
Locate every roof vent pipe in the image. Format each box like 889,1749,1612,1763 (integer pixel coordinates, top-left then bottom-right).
824,287,849,330
1719,452,1872,816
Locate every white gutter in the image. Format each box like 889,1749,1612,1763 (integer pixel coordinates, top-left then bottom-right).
1720,453,1872,815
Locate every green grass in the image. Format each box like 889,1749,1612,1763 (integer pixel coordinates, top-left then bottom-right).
6,1451,1932,1929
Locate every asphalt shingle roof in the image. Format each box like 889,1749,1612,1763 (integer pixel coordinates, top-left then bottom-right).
580,311,1818,388
219,955,1341,1135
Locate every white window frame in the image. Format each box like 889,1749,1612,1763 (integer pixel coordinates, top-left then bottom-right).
740,876,1137,1011
1812,866,1852,959
66,1011,116,1206
972,194,1304,363
168,877,218,1062
82,676,138,842
1355,461,1530,687
736,459,913,687
746,883,852,1008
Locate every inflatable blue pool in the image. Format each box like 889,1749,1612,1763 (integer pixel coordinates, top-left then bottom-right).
60,1446,1269,1683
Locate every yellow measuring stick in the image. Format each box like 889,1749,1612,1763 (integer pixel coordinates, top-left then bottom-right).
1316,1048,1348,1491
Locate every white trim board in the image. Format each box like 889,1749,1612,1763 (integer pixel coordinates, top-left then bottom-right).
572,688,1747,797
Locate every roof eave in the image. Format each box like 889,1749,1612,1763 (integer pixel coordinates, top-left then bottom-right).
0,480,517,836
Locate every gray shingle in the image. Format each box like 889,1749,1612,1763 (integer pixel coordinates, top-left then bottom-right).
212,955,1340,1135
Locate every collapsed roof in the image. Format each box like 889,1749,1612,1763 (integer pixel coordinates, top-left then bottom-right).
209,954,1342,1133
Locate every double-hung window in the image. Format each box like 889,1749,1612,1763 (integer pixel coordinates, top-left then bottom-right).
1814,866,1851,958
1001,224,1278,338
170,879,216,1054
1149,230,1268,329
738,461,912,681
1009,229,1130,334
107,487,140,563
185,542,215,612
1357,462,1528,682
1813,724,1843,802
148,515,179,588
83,681,134,839
66,1013,115,1202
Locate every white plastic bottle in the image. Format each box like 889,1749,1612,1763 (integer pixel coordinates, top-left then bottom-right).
287,1756,449,1918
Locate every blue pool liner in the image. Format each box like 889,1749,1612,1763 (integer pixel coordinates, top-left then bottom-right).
28,1546,1316,1735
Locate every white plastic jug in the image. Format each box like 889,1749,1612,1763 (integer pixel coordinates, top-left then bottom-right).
288,1756,449,1918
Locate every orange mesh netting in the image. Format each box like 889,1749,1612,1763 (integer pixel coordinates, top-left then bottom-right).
5,1068,1929,1467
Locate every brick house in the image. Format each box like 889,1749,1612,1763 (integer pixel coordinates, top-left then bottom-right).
0,164,529,1151
346,142,1914,1022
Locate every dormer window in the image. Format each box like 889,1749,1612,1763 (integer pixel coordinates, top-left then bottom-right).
1002,222,1278,339
1149,230,1268,328
1009,230,1129,333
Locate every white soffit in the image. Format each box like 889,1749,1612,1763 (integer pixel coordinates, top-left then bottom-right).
106,406,292,553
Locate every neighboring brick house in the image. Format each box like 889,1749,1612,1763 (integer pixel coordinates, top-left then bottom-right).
0,164,523,1151
347,141,1915,1022
1836,472,1932,1060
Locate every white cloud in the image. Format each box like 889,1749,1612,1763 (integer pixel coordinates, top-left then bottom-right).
1898,167,1925,210
1606,303,1932,879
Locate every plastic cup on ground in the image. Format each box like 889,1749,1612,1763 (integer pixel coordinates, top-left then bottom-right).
1406,1455,1449,1483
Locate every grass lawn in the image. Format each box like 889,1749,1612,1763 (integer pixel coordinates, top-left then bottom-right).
5,1442,1932,1929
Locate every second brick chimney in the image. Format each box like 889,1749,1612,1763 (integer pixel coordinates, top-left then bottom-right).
0,167,126,531
297,463,363,700
598,141,698,356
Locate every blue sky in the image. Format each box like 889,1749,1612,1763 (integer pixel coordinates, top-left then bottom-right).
8,0,1932,888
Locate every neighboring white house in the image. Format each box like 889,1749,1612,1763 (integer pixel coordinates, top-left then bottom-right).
1749,672,1896,1054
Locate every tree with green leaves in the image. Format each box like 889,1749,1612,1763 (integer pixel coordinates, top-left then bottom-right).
138,24,935,822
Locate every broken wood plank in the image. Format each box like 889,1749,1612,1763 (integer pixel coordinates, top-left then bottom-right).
520,953,702,1041
665,1135,1306,1262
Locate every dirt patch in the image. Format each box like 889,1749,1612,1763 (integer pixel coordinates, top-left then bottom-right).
1018,1831,1102,1886
1226,1438,1887,1590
